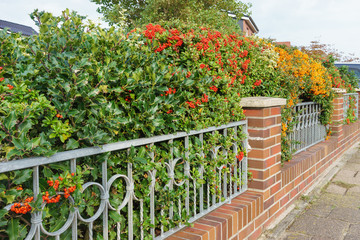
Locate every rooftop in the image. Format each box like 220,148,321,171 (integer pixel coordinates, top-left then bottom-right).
0,19,37,36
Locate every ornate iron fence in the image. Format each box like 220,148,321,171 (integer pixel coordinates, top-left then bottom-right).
290,102,327,154
1,120,248,240
343,93,359,120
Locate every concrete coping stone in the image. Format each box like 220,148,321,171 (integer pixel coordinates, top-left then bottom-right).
240,97,287,108
332,88,346,94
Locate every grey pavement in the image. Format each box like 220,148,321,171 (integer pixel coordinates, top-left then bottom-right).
259,142,360,240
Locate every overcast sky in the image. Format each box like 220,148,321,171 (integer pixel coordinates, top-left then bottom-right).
250,0,360,59
1,0,360,60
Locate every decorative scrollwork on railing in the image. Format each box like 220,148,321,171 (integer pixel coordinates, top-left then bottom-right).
290,102,327,154
344,93,359,121
1,121,247,240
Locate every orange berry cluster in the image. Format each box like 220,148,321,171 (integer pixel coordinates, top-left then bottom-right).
10,197,33,214
63,186,76,199
47,179,60,190
42,191,61,204
48,174,76,199
236,152,244,162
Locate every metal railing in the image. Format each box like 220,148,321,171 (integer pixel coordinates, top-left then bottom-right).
343,93,359,120
0,120,248,240
290,102,327,154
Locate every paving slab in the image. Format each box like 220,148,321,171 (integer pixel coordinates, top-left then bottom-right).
343,163,360,171
328,207,360,223
344,224,360,240
282,232,312,240
258,142,360,240
347,185,360,195
336,169,357,178
303,203,333,218
317,193,360,208
332,175,356,184
353,174,360,183
348,156,360,164
326,184,347,195
287,214,348,239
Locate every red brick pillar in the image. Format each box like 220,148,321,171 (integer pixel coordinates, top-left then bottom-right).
330,88,346,137
240,97,286,209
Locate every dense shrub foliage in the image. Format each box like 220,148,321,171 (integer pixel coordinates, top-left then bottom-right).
0,10,359,239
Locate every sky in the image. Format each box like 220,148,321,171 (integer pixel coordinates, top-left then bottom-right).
1,0,360,60
250,0,360,59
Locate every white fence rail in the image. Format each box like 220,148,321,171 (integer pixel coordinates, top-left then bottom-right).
290,102,327,154
343,93,359,120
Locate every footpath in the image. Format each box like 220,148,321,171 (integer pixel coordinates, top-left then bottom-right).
259,141,360,240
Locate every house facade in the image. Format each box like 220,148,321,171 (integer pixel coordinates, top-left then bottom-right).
238,15,259,36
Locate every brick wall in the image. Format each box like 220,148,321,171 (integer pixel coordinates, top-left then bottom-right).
167,95,360,240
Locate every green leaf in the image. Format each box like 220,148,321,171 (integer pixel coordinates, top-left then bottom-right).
0,221,7,227
157,86,169,91
4,111,17,131
153,118,164,127
13,169,32,185
49,218,67,232
42,167,53,178
197,179,206,184
59,134,68,143
7,218,27,240
96,235,105,240
6,149,24,159
30,137,41,149
18,120,32,136
117,117,129,124
0,209,7,218
66,138,79,150
12,137,25,150
0,174,8,181
183,79,195,86
134,157,147,164
109,211,123,222
0,191,15,204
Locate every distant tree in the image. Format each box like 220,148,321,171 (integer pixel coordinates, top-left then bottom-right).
90,0,252,29
300,40,359,62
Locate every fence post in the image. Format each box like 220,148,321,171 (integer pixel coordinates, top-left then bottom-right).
356,89,360,119
240,97,286,210
330,88,346,137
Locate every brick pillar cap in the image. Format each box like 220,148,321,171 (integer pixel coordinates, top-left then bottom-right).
355,88,360,92
240,97,286,108
332,88,346,94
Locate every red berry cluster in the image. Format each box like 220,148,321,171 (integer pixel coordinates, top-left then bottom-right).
9,173,77,215
209,85,218,92
64,186,76,199
186,93,209,109
0,66,3,82
161,87,176,97
43,191,61,204
10,197,33,214
236,152,244,162
47,179,60,190
252,79,262,89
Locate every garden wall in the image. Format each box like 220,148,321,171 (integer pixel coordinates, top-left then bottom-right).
167,90,360,240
